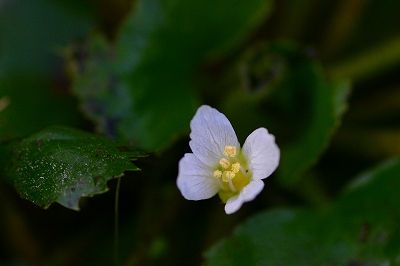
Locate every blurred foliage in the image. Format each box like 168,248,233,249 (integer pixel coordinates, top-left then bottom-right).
1,0,400,265
219,43,350,187
70,0,273,151
206,159,400,265
0,0,93,139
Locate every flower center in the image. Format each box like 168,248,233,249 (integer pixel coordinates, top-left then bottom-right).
213,146,250,196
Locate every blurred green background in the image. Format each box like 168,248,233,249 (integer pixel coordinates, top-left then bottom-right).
1,0,400,265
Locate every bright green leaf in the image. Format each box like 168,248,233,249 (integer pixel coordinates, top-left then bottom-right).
205,159,400,265
1,126,142,210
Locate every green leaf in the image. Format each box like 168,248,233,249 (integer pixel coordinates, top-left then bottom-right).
205,159,400,265
116,0,274,71
71,0,274,151
1,126,142,210
270,45,350,186
277,65,350,186
206,209,349,266
221,43,350,186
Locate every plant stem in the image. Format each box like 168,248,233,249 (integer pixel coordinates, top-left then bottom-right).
114,177,122,266
328,37,400,80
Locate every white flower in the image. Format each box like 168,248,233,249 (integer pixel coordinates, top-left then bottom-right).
177,105,280,214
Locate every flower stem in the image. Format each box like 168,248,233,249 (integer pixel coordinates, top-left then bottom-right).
114,177,121,266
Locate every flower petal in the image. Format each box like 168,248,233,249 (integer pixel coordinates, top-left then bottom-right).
177,153,220,200
189,105,240,167
242,128,280,180
224,180,264,214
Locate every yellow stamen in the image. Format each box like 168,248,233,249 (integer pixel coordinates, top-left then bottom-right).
231,162,240,174
222,171,235,182
214,146,250,195
213,170,222,178
224,146,236,157
219,158,230,169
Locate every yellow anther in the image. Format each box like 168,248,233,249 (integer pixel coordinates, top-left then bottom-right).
231,162,241,174
222,171,235,182
213,170,222,178
219,158,231,169
224,146,236,157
